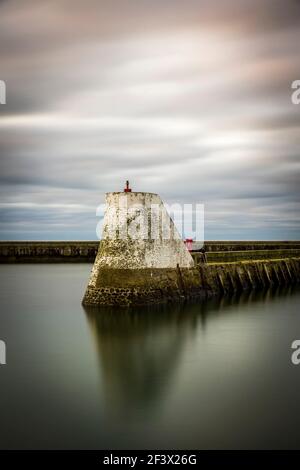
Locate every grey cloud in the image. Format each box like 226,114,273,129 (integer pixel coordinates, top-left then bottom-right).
0,0,299,239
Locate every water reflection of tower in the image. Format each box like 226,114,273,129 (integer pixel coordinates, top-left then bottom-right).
84,304,199,417
83,289,282,417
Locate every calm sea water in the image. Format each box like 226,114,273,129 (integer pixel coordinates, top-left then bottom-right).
0,264,300,449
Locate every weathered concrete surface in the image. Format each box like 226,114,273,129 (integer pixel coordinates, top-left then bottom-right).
98,192,194,269
0,241,97,262
194,241,300,252
82,258,300,307
85,191,194,300
1,241,300,263
83,190,300,307
192,249,300,264
83,266,202,306
1,240,299,306
201,258,300,295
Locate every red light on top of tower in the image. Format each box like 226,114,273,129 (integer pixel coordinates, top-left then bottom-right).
124,180,132,192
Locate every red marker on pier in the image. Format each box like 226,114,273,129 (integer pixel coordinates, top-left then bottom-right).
124,180,132,192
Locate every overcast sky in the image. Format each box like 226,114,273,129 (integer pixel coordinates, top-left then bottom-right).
0,0,299,240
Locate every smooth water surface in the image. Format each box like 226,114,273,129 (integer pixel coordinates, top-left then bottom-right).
0,264,300,449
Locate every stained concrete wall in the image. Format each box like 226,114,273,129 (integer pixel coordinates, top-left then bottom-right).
82,257,300,307
1,240,299,307
1,241,300,263
87,192,194,291
0,241,97,263
83,266,202,306
194,241,300,252
192,249,300,264
200,258,300,295
99,192,194,269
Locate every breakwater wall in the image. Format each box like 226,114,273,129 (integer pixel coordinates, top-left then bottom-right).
1,241,299,306
0,241,98,263
200,258,300,295
1,241,300,263
82,258,300,307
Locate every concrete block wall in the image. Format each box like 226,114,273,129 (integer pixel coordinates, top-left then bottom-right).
86,191,194,291
1,241,300,263
82,258,300,307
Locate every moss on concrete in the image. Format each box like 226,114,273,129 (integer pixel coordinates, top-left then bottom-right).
82,257,300,307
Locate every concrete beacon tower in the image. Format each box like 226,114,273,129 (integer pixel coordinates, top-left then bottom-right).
82,183,198,307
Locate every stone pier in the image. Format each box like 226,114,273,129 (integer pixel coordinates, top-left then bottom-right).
82,190,196,306
81,187,300,307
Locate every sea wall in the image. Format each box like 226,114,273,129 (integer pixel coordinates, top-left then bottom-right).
82,266,202,307
201,258,300,295
1,241,299,306
1,241,300,263
0,241,98,262
82,258,300,307
193,249,300,264
194,241,300,252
